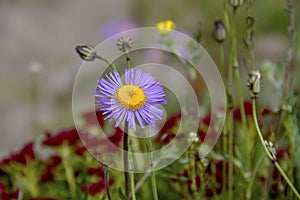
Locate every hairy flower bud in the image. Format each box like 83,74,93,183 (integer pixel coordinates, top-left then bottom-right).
75,45,98,61
213,20,226,43
247,70,262,98
228,0,245,8
117,37,133,52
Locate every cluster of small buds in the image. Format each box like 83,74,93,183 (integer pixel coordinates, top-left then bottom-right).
213,20,227,43
281,103,292,113
117,37,133,53
264,140,277,164
228,0,245,9
188,132,199,143
247,70,262,98
75,45,98,61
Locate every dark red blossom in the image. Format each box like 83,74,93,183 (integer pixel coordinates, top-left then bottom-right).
0,183,6,191
261,108,273,116
0,142,35,165
40,169,54,182
80,128,123,152
87,167,104,176
202,114,211,126
81,178,114,196
108,127,123,147
276,148,290,159
156,112,181,143
43,129,79,146
233,101,253,120
1,189,19,200
81,110,105,126
47,155,62,169
75,146,87,155
39,155,62,182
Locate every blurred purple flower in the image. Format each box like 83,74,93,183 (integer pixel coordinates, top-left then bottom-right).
100,19,138,38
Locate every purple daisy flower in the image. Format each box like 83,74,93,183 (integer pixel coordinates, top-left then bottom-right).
95,68,167,130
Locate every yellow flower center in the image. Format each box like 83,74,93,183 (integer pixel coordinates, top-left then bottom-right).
115,85,146,111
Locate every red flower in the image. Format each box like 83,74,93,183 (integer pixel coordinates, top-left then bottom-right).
202,114,211,126
81,178,114,196
233,101,253,120
108,127,123,147
81,110,105,126
0,183,6,191
39,155,62,183
1,189,19,200
40,169,54,182
75,146,87,155
87,167,104,177
47,155,62,169
156,112,181,143
43,129,79,146
276,148,290,159
0,142,35,165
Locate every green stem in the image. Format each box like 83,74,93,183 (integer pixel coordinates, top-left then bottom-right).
104,165,111,200
127,137,136,200
96,55,117,71
227,7,236,200
126,51,131,70
252,99,300,199
222,0,230,30
222,121,228,193
228,109,234,200
144,128,158,200
123,122,130,198
219,43,225,79
219,40,228,193
60,143,76,199
231,7,250,174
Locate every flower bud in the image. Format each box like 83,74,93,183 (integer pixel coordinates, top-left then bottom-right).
213,20,226,43
75,45,97,61
117,37,133,52
228,0,245,9
247,70,262,98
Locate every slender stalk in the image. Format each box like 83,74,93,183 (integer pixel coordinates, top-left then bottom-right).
144,128,158,200
123,122,130,198
222,122,228,193
218,40,228,193
104,165,111,200
227,6,236,200
228,109,234,200
60,143,76,199
95,55,117,71
222,0,230,31
219,43,225,79
252,99,300,199
231,7,251,176
127,137,136,200
126,51,131,70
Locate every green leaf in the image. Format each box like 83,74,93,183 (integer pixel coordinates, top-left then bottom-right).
118,187,128,200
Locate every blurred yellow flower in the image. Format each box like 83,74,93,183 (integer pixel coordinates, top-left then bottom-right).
156,20,176,35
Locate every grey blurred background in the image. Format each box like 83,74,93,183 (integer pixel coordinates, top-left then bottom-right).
0,0,295,156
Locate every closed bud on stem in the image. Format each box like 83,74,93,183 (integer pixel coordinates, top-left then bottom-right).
75,45,98,61
228,0,245,9
117,37,133,53
264,140,277,163
213,20,227,43
247,70,262,98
